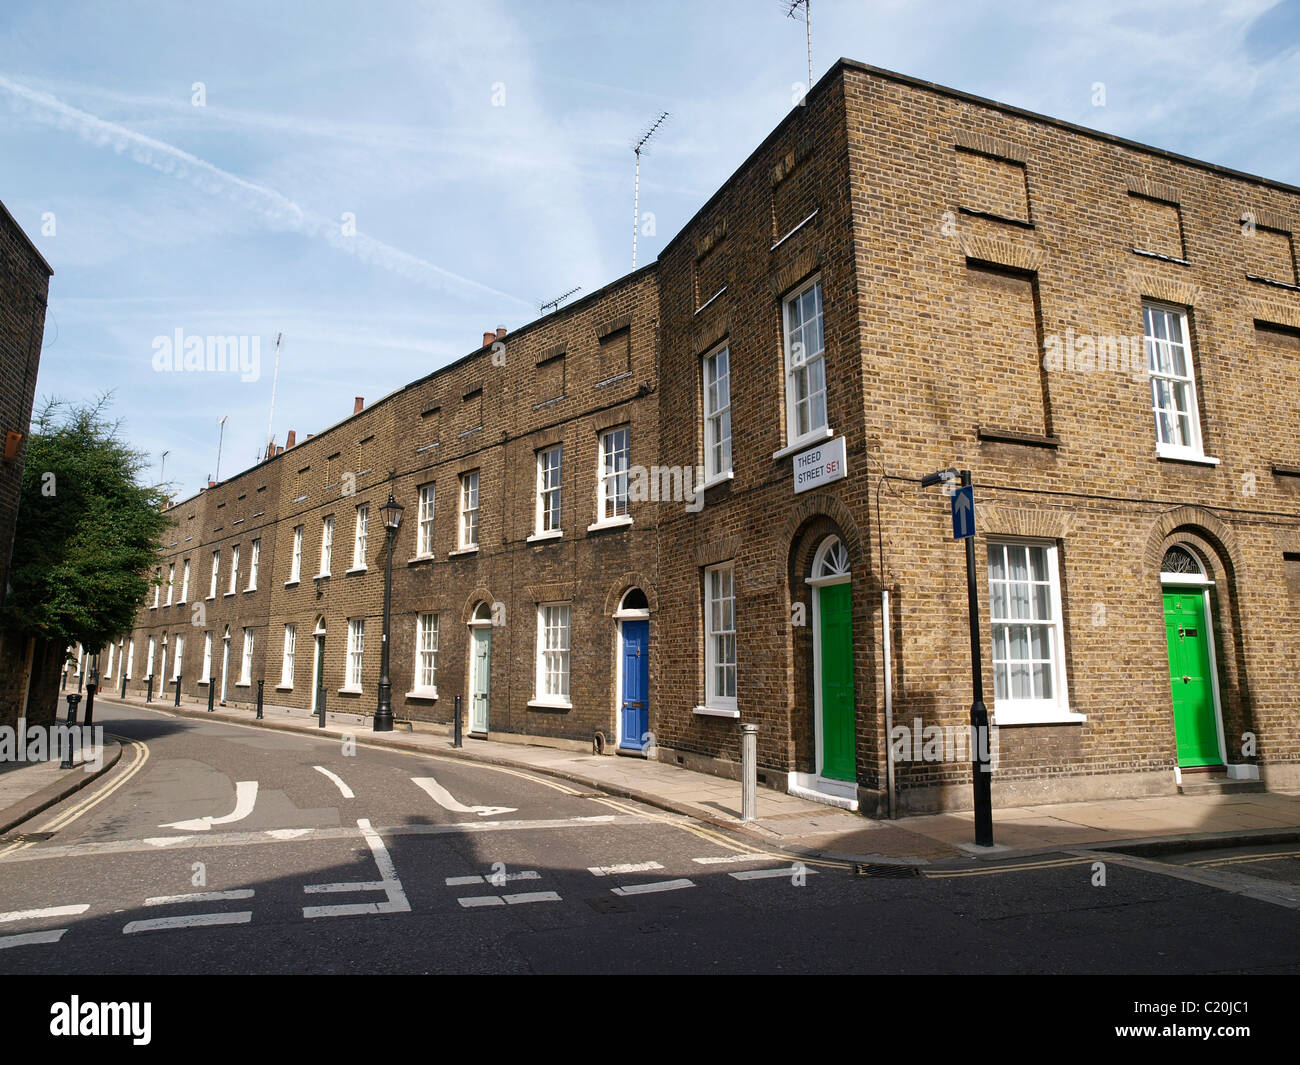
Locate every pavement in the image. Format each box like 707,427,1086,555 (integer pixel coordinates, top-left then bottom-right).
5,688,1299,865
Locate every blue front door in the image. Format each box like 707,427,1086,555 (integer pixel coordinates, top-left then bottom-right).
620,620,649,750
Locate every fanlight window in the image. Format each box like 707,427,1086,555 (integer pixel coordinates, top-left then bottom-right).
1161,546,1203,575
472,601,493,624
813,537,850,579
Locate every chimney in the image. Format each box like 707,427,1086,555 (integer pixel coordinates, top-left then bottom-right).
208,478,216,488
307,433,314,439
275,445,284,456
286,430,296,448
495,326,507,340
482,330,495,348
353,396,364,415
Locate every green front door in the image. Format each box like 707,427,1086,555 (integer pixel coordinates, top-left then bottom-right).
818,582,855,782
1162,591,1222,767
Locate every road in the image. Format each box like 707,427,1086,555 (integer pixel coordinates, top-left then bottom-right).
1,702,1297,975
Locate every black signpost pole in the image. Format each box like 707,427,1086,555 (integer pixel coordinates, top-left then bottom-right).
961,469,994,847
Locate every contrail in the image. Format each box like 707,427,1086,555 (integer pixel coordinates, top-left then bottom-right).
0,73,530,307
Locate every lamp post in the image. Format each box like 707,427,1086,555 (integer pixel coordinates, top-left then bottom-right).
373,491,404,732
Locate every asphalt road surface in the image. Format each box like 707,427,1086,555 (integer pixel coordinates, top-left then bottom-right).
1,702,1297,974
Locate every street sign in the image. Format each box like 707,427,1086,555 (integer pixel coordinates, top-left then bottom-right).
793,436,847,494
952,484,975,539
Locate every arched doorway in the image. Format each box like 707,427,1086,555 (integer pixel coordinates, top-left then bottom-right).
310,617,326,714
468,602,493,735
614,587,651,751
1160,544,1227,769
807,536,856,790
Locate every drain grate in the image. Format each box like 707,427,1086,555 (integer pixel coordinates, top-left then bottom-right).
854,862,920,879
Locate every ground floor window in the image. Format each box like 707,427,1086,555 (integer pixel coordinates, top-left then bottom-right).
535,604,571,704
346,619,365,689
415,613,438,692
987,539,1071,722
704,562,737,710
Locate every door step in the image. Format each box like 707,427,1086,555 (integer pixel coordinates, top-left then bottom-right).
1177,771,1264,796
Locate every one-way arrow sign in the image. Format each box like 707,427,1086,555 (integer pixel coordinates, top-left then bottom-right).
952,484,975,540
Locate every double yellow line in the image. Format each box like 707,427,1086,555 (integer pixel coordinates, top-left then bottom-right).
923,855,1095,879
0,734,150,858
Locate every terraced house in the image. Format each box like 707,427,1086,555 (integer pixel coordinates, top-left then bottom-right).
114,60,1300,816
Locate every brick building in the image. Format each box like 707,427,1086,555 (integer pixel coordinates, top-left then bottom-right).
0,200,53,725
119,61,1300,815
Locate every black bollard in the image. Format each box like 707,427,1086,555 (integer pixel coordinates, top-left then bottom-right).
453,694,463,748
60,694,81,769
173,677,181,707
84,683,96,728
120,670,127,699
256,679,264,719
146,675,153,702
317,686,326,728
207,678,215,712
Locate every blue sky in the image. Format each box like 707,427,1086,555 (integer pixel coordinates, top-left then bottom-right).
3,0,1298,499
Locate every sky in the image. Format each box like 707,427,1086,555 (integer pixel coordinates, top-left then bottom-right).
2,0,1298,500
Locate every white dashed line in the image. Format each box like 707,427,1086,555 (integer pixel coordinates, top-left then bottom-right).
313,766,354,798
458,891,560,908
692,854,770,865
445,871,540,886
123,911,252,934
0,929,70,949
304,881,386,894
458,896,506,908
610,879,695,896
302,818,410,919
0,904,89,923
144,889,254,906
729,866,815,881
589,861,664,877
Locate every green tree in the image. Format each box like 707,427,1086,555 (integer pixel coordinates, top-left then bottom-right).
3,395,169,658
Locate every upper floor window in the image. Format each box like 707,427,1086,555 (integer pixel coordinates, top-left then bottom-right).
459,471,480,549
1144,302,1207,460
320,516,333,577
227,544,240,595
209,550,220,598
289,526,303,583
417,484,436,557
179,559,190,603
153,568,161,608
598,427,630,522
703,344,732,482
247,539,260,590
352,504,369,570
782,277,828,446
536,447,562,535
165,563,175,606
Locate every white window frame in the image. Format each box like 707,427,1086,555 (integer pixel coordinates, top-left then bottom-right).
986,538,1080,725
531,603,572,708
342,618,365,692
319,515,333,577
227,544,240,595
146,637,155,679
288,525,303,584
209,550,220,599
104,642,114,679
702,343,733,485
593,426,631,527
776,276,831,457
409,613,439,697
350,504,369,572
239,627,254,686
458,471,480,550
417,484,436,557
279,623,296,689
533,447,562,538
247,538,260,590
202,631,213,681
165,563,175,606
126,639,135,680
1144,301,1215,464
179,559,190,603
172,633,184,681
699,561,738,715
152,568,160,609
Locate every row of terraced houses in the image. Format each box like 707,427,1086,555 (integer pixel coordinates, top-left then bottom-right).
83,60,1300,815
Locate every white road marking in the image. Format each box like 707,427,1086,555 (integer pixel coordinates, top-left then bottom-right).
589,861,664,877
502,891,560,905
610,879,695,896
266,829,312,839
302,819,410,919
0,904,89,923
144,837,193,848
160,780,259,832
458,896,505,908
729,866,816,881
0,929,70,949
692,853,770,865
445,871,540,886
411,776,517,818
144,889,255,906
313,765,354,799
124,911,252,934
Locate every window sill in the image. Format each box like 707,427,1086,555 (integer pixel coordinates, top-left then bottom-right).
198,680,209,686
345,566,367,575
207,595,216,601
526,530,563,543
405,688,438,700
275,684,293,692
991,707,1086,727
1156,449,1221,467
245,587,257,594
448,546,478,557
773,428,833,461
235,682,251,689
224,592,236,598
337,685,363,695
1132,248,1190,266
313,573,330,581
693,704,739,719
406,555,435,565
528,698,573,710
977,426,1060,449
1245,272,1300,293
700,470,734,491
283,581,299,588
587,515,633,533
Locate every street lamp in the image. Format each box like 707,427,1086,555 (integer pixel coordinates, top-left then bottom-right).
373,491,404,732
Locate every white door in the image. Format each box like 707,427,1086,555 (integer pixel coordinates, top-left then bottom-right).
469,626,491,733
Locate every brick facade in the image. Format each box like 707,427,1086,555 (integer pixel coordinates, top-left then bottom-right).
119,61,1300,813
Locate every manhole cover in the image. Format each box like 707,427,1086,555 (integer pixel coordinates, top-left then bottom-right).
585,896,633,914
854,862,920,879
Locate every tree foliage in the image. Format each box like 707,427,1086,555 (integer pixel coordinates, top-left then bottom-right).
3,395,169,654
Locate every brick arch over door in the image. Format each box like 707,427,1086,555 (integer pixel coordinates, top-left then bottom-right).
603,572,658,616
460,587,498,625
1142,506,1241,579
779,492,866,570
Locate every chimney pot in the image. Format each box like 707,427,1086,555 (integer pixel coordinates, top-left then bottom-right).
353,396,364,415
482,331,495,348
208,479,216,488
495,326,507,340
286,430,297,448
275,445,284,455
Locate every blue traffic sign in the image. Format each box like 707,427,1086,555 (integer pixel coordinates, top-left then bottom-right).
952,484,975,540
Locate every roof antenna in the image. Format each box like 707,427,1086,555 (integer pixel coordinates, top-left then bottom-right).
786,0,812,101
632,111,669,270
540,286,582,315
265,332,282,462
